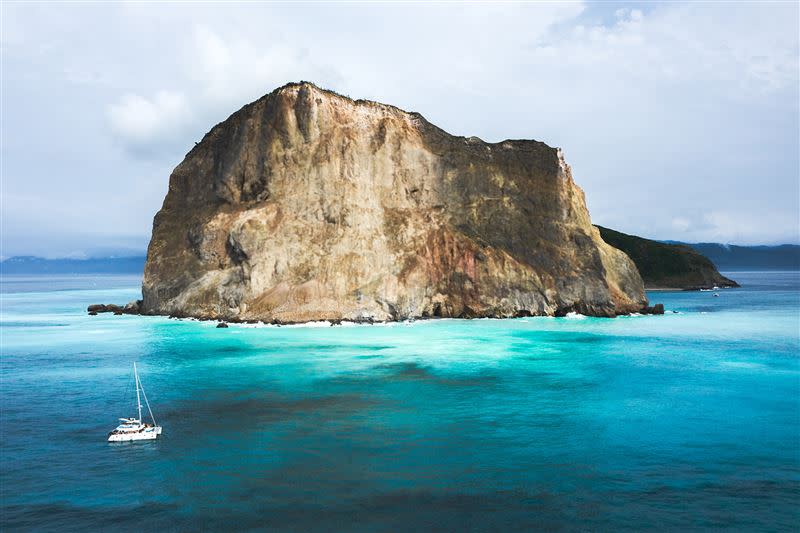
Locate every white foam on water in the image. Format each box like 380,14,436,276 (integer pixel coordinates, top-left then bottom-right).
720,361,767,370
255,320,332,329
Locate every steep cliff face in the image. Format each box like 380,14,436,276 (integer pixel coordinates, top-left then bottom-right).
142,82,647,321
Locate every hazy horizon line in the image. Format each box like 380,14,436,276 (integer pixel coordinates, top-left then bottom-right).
3,238,800,262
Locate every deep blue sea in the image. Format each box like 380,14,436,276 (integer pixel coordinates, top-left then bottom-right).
1,272,798,531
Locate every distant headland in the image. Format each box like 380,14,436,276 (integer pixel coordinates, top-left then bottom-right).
596,226,739,290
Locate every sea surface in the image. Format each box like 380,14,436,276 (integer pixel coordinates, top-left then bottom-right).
1,272,798,531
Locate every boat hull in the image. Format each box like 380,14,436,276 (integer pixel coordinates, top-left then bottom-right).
108,426,162,442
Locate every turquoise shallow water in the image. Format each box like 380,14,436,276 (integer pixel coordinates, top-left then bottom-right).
1,272,798,531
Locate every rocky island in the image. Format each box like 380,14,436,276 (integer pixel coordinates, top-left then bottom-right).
139,82,653,322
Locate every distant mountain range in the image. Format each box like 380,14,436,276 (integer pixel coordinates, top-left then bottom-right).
1,238,798,276
672,243,800,271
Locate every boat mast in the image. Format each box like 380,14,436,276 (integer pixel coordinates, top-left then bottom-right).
140,382,157,426
134,362,142,423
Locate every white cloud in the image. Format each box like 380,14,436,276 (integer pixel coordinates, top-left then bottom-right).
534,4,798,92
3,1,798,254
104,24,342,153
636,210,800,246
698,210,800,245
101,2,585,152
671,217,691,232
186,25,338,112
107,91,191,152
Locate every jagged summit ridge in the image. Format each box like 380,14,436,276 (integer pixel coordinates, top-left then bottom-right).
142,82,647,321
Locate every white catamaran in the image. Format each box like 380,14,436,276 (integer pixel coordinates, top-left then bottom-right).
108,362,162,442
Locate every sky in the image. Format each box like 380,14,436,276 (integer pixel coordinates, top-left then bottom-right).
2,1,799,258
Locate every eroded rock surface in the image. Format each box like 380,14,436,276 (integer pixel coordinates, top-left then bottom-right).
142,82,648,321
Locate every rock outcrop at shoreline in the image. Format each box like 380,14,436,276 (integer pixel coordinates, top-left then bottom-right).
141,82,649,322
87,301,142,316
